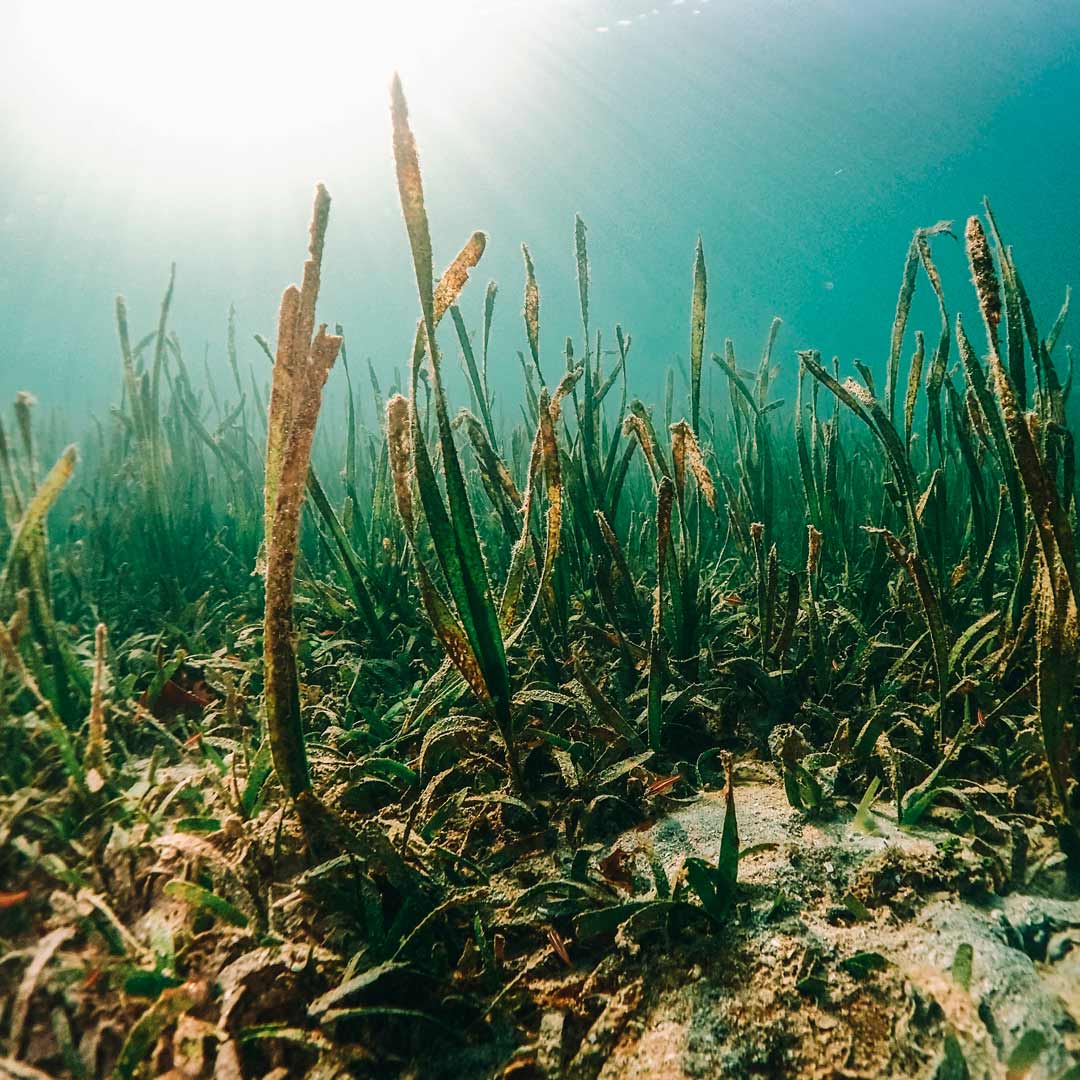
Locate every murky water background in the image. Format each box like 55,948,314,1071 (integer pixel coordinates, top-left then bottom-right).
2,0,1078,420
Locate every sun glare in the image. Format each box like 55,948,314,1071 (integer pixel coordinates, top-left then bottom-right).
11,0,511,149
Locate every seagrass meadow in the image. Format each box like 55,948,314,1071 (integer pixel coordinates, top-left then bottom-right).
2,76,1080,1079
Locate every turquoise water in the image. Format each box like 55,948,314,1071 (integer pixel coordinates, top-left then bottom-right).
2,0,1078,418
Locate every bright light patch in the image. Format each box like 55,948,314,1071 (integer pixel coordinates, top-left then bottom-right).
10,0,511,145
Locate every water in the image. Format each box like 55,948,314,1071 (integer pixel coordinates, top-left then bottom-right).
5,7,1080,1074
2,0,1079,418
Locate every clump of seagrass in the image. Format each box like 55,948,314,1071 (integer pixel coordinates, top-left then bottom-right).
0,433,81,730
387,75,533,790
262,184,342,804
966,212,1080,864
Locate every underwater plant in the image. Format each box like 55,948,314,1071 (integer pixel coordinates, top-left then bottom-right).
261,184,342,807
386,75,521,789
2,74,1079,1080
966,209,1080,861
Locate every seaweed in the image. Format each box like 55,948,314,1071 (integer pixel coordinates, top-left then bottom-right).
0,76,1078,1080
